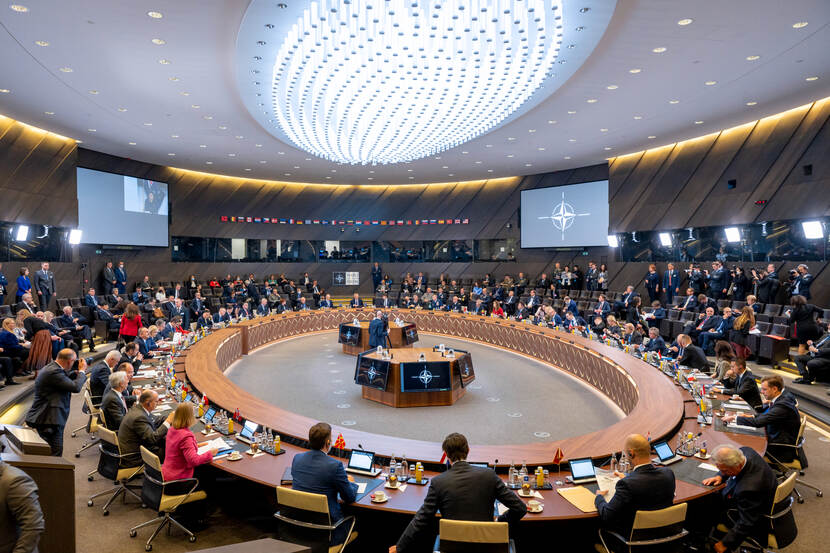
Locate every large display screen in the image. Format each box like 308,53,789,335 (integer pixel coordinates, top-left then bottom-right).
354,355,391,391
400,361,452,393
520,180,609,248
338,323,361,345
76,168,169,246
402,324,419,345
456,353,476,387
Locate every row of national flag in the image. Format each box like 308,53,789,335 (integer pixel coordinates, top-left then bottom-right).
220,216,469,226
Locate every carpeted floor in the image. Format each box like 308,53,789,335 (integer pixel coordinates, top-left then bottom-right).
226,332,623,445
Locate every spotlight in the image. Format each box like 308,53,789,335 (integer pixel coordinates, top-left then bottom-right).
606,235,619,248
658,233,672,247
15,225,29,241
724,227,741,243
802,220,824,240
69,229,83,244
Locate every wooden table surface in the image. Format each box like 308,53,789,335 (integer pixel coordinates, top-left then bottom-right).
171,309,766,521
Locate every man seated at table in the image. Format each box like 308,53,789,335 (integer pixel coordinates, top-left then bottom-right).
595,434,675,541
291,422,357,546
255,297,270,316
391,432,526,553
117,390,174,467
719,358,763,410
318,293,334,309
721,376,801,463
703,444,779,553
675,334,709,371
641,326,666,356
350,293,364,308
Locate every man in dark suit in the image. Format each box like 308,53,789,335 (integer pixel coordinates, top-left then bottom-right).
593,294,612,319
212,307,231,324
169,298,190,328
189,293,205,319
318,294,334,309
503,290,518,316
88,351,121,406
15,293,38,315
56,305,96,352
24,349,88,456
595,434,675,537
237,301,252,319
104,362,139,409
676,288,698,311
349,293,364,308
723,375,801,463
95,304,121,332
699,307,734,355
793,332,830,384
753,264,780,304
256,298,270,316
707,261,730,300
790,264,813,300
118,390,174,467
447,296,464,312
375,294,393,309
662,263,681,304
132,285,149,305
294,297,310,311
719,359,763,410
688,265,706,295
83,287,100,309
642,327,667,355
703,445,779,553
685,306,718,342
514,302,531,321
676,334,708,371
393,433,526,553
563,311,587,330
0,457,45,553
102,261,117,295
526,289,541,311
114,261,128,294
368,312,388,348
32,262,55,310
276,299,291,314
119,342,143,372
536,273,551,291
371,262,383,291
291,423,357,546
166,283,185,300
472,299,488,316
100,371,130,431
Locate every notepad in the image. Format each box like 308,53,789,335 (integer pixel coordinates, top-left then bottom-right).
197,438,231,455
728,422,759,431
557,486,597,513
596,472,621,502
723,402,752,410
699,463,719,472
356,482,367,494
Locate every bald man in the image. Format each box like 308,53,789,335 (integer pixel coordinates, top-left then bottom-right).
595,434,676,538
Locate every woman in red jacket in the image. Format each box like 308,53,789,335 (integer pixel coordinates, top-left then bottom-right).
162,403,217,481
118,302,142,343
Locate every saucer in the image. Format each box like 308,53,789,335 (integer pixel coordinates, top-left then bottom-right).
370,495,389,503
384,482,401,489
518,490,534,498
228,453,243,461
694,453,711,460
528,504,544,513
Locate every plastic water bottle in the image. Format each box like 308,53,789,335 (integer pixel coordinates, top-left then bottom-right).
519,461,528,480
508,461,517,487
400,454,409,481
610,453,618,473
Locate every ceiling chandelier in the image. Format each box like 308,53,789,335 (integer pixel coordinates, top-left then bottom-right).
272,0,564,165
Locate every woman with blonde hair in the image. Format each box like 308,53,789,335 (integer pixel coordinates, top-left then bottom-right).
729,306,756,359
162,403,217,481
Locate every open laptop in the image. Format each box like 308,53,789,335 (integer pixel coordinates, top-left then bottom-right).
567,458,597,484
344,449,381,477
652,440,683,465
201,406,217,424
236,420,259,445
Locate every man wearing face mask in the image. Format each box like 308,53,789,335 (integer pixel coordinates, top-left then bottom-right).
594,434,676,540
290,422,358,546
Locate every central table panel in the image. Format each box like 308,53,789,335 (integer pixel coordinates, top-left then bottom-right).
339,320,418,355
358,348,472,407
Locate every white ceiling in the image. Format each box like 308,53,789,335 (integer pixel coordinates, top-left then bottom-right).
0,0,829,185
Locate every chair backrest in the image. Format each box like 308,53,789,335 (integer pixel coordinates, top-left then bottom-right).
439,520,510,553
767,471,798,549
774,472,797,507
629,503,688,549
795,415,807,445
275,487,336,552
96,426,122,479
139,446,165,510
83,390,100,416
771,324,788,338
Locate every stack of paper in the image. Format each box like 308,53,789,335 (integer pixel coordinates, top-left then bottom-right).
197,438,232,455
557,486,597,513
596,472,621,502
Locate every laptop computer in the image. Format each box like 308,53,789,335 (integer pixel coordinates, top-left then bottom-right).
344,449,381,477
652,440,683,465
567,458,597,484
201,406,216,424
236,420,259,444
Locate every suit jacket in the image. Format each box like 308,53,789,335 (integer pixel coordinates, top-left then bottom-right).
212,312,230,324
0,461,45,553
350,298,364,308
594,301,611,317
719,447,778,549
720,370,763,410
15,302,37,315
368,318,387,348
32,270,55,294
114,267,127,285
791,273,813,300
84,294,99,308
708,268,730,293
595,464,675,536
135,337,154,358
169,305,190,327
662,270,680,292
118,404,169,467
318,299,333,308
291,450,357,522
643,336,667,354
24,362,87,428
88,361,112,404
189,298,204,317
255,304,270,316
396,461,526,553
678,345,708,370
737,390,801,461
100,388,128,431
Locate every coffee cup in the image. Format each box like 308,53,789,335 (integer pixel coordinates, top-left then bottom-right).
374,491,386,501
528,499,540,510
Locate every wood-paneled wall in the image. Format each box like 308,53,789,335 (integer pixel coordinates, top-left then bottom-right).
0,97,828,307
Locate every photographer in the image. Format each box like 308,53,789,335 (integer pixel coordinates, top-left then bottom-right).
730,266,749,302
751,263,780,304
789,264,813,300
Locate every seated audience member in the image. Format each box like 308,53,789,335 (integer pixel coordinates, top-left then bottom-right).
722,376,800,463
719,358,762,410
526,289,541,310
391,433,526,553
295,297,310,311
745,294,761,314
155,318,174,340
318,294,334,309
604,315,622,340
154,286,167,302
266,286,281,307
699,307,733,356
696,293,717,313
447,295,463,312
471,281,483,296
119,342,143,372
88,350,121,404
514,301,530,321
0,317,29,367
95,303,121,331
162,403,217,481
625,296,643,326
291,422,358,546
562,295,578,316
83,287,99,309
135,327,155,358
100,371,130,430
621,323,642,346
644,300,666,329
376,294,393,309
792,329,830,384
118,390,174,467
563,311,586,330
590,315,606,335
703,445,779,553
237,302,252,319
676,334,708,371
349,293,364,308
684,306,718,342
593,294,611,319
595,434,675,537
15,293,38,315
490,300,505,318
42,311,73,357
212,307,231,325
0,456,45,553
275,298,291,313
132,285,148,304
256,297,270,316
676,288,698,311
612,286,638,317
641,326,666,355
471,299,488,316
197,311,213,329
713,341,736,381
146,325,164,350
503,290,518,316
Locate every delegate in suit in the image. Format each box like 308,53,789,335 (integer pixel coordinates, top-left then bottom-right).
368,312,388,348
118,390,174,467
394,433,526,553
0,458,45,553
719,359,763,410
100,371,131,431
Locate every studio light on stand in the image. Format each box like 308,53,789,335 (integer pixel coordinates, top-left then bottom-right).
68,229,83,244
801,220,824,240
606,235,619,248
14,225,29,241
724,227,741,243
658,232,673,247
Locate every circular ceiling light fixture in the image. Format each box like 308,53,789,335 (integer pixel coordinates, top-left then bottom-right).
270,0,566,165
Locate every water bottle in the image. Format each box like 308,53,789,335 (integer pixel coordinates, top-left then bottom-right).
400,454,409,481
519,461,528,480
508,461,517,487
610,453,618,473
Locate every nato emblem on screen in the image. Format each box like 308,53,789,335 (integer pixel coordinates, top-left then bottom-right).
338,323,360,345
355,356,390,391
403,324,419,345
520,180,609,248
400,361,451,392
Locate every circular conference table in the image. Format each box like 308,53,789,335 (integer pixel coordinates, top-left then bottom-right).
177,309,765,524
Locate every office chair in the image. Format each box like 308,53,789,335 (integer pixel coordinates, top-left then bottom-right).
765,415,823,502
274,486,357,553
438,519,514,553
596,503,688,553
717,471,798,552
87,426,143,516
70,380,93,438
74,389,102,457
129,446,206,551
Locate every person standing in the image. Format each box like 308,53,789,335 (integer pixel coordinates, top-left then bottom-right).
24,348,88,456
368,311,388,348
0,263,7,306
0,457,45,553
118,303,142,344
15,267,31,304
371,262,383,291
662,263,680,305
32,263,55,310
644,264,660,303
114,261,128,295
102,261,117,296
